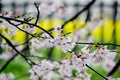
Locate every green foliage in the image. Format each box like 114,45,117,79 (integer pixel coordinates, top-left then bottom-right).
72,69,78,77
51,48,63,61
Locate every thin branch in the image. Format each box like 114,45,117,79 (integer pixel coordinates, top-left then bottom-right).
0,33,35,67
0,16,54,38
76,42,120,47
0,46,29,73
86,64,108,80
61,0,96,29
81,9,91,28
112,1,118,49
6,19,36,37
107,59,120,76
34,2,40,25
14,28,54,47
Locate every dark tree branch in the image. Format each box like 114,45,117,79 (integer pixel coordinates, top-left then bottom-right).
76,42,120,47
34,3,40,25
61,0,96,29
14,28,54,47
107,59,120,76
86,64,108,80
78,8,91,29
112,1,118,49
0,16,54,38
6,19,36,37
0,46,29,73
0,33,35,67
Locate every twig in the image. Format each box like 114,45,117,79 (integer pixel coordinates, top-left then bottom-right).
34,3,40,25
0,33,35,67
0,16,54,38
81,9,91,27
14,28,54,47
6,19,36,37
76,42,120,47
0,46,29,73
61,0,96,29
112,1,118,49
107,59,120,76
86,64,108,80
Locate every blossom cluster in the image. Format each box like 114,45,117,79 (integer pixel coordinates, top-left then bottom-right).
31,25,75,53
29,53,91,80
29,45,117,80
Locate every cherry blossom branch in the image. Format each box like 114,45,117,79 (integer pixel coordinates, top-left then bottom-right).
0,46,29,73
20,0,94,36
14,28,54,47
86,64,108,80
14,27,55,47
76,42,120,77
76,42,120,47
0,33,36,67
14,35,50,47
61,0,96,29
0,16,54,38
6,19,36,37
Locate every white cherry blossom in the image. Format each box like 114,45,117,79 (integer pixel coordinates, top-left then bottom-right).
54,25,62,32
0,73,14,80
54,34,75,53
